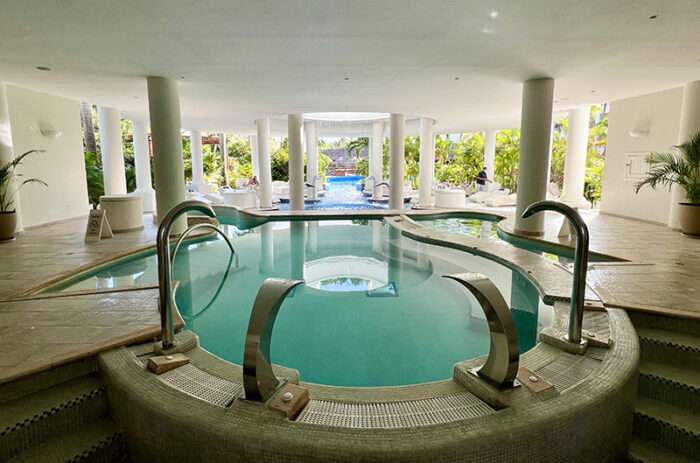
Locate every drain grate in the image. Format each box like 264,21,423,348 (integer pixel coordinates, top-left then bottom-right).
534,353,601,391
157,363,242,407
296,393,493,428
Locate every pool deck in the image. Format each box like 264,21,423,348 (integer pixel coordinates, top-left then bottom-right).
0,206,698,383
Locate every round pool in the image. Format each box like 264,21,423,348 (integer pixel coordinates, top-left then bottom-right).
47,218,552,387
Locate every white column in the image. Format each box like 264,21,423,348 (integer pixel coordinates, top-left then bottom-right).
219,133,228,187
389,114,405,209
669,80,700,229
249,134,259,179
514,77,555,235
0,82,22,233
132,120,156,212
418,117,435,207
188,130,205,193
147,76,186,233
255,117,273,209
288,114,304,210
559,106,591,208
97,106,127,195
484,130,497,188
304,120,318,182
370,121,384,182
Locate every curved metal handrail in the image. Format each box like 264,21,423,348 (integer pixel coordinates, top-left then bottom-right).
157,200,221,349
444,273,519,388
170,222,238,269
522,200,589,345
243,278,304,402
178,251,235,321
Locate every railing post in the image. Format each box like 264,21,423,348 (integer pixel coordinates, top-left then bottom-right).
157,200,216,350
521,200,589,345
243,278,304,402
445,273,520,388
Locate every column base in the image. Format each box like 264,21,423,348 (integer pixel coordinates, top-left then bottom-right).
132,188,156,213
558,196,592,210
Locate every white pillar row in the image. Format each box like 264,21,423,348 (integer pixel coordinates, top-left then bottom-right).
146,76,186,233
0,82,22,233
255,117,273,209
418,117,435,207
483,130,497,186
188,130,205,193
370,121,384,183
97,106,127,196
668,80,700,229
559,106,591,209
249,134,259,179
288,114,305,211
304,120,318,182
514,77,555,235
389,114,405,210
132,120,156,212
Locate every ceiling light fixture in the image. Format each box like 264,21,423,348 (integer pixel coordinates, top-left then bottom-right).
628,129,649,138
490,11,498,18
35,66,51,71
454,77,460,81
649,14,658,20
344,77,350,81
481,28,495,34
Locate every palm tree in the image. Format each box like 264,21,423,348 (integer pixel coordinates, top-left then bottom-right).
0,150,47,212
635,130,700,204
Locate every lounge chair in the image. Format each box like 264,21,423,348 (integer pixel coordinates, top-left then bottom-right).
484,193,517,207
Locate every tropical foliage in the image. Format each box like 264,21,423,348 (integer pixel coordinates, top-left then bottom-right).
635,130,700,204
0,150,47,212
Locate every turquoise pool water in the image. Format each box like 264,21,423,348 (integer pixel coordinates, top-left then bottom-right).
414,214,619,263
48,218,550,387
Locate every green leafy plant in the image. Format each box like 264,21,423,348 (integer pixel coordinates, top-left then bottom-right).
635,130,700,204
84,151,105,207
0,149,47,212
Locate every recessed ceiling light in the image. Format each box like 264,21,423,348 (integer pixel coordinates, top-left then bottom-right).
490,11,498,18
649,14,658,20
35,66,51,71
344,77,350,81
454,77,460,81
481,28,495,34
179,76,185,80
591,90,596,93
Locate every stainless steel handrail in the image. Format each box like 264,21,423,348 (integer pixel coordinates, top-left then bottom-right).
522,200,589,345
170,222,238,269
445,273,520,388
243,278,303,402
157,200,231,350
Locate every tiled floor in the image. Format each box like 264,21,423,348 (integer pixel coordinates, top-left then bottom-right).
0,208,698,383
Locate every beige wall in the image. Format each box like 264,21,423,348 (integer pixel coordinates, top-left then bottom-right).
601,87,683,224
7,85,89,228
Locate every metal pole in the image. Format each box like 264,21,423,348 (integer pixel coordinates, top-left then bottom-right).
521,200,589,344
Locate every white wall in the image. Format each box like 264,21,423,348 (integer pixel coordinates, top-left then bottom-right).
7,85,89,228
600,87,683,224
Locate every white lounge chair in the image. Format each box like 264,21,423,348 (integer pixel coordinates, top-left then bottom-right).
484,193,517,207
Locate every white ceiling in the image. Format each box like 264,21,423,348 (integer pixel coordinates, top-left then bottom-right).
1,0,699,134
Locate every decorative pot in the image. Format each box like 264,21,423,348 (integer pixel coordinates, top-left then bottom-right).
0,211,18,241
678,203,700,236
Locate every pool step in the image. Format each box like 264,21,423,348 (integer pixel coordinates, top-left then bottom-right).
636,326,700,370
5,416,124,463
638,361,700,414
0,360,126,463
628,437,698,463
629,312,700,462
633,397,700,459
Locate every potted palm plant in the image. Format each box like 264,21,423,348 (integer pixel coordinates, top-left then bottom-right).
635,131,700,236
0,149,47,240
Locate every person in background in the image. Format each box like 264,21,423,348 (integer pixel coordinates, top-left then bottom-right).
476,166,493,193
246,175,259,188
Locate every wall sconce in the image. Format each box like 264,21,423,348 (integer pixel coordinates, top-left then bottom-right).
628,129,649,139
29,122,62,139
40,125,62,139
